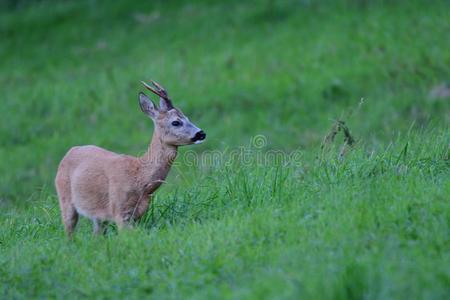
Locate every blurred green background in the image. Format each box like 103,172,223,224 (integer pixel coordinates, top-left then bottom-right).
0,1,449,298
1,0,448,206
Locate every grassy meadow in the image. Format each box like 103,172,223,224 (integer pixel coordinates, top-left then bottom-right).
0,0,449,298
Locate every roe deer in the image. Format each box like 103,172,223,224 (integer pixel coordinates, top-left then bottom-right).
55,80,206,237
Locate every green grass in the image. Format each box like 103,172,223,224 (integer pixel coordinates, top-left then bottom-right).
0,0,449,298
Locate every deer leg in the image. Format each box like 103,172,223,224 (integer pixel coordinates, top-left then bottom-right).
110,192,137,232
114,217,132,231
134,196,150,221
92,219,106,236
62,204,79,238
56,170,78,238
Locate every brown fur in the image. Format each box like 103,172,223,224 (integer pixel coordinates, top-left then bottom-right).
55,90,203,237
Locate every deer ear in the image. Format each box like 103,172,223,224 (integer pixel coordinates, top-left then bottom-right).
139,92,158,118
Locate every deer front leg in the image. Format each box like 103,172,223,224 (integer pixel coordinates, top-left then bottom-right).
108,187,131,231
114,218,130,231
133,195,151,221
92,219,107,236
111,190,150,231
112,197,137,231
113,208,133,231
114,203,148,230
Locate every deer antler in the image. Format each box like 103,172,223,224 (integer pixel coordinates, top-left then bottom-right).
140,80,169,100
141,80,174,110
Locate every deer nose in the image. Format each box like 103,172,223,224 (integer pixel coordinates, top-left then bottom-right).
192,130,206,142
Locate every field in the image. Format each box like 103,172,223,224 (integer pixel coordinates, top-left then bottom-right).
0,0,449,298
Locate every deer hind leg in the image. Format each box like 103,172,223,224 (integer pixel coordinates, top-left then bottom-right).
62,205,79,238
55,169,79,238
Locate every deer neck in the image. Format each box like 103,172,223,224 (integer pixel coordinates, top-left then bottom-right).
139,129,178,190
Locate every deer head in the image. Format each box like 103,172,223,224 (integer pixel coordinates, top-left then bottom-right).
139,80,206,146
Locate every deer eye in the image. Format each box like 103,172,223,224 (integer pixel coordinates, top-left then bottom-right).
171,120,182,127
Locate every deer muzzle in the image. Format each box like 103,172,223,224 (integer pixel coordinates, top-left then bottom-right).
191,130,206,143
